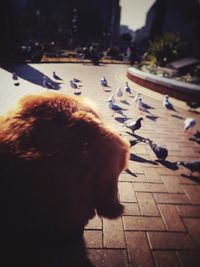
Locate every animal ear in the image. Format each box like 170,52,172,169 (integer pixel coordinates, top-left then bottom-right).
94,130,129,219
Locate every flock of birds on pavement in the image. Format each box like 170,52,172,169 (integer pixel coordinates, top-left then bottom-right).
11,71,200,177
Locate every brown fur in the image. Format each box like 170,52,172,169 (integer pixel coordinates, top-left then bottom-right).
0,92,129,245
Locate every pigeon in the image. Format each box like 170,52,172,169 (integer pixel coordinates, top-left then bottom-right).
69,80,79,89
138,98,148,113
73,78,81,83
125,117,143,133
43,76,55,89
124,82,132,94
12,73,20,86
108,93,116,104
100,76,108,88
53,71,62,81
147,138,168,161
163,95,175,111
116,88,123,98
184,118,196,133
107,100,125,117
177,160,200,175
133,92,141,103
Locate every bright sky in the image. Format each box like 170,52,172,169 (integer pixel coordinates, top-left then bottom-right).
120,0,155,31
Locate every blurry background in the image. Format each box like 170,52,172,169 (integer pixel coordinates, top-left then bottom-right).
0,0,199,64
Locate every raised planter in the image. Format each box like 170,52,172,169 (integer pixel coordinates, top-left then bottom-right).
127,67,200,102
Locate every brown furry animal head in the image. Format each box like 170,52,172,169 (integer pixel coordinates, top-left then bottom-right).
0,92,129,235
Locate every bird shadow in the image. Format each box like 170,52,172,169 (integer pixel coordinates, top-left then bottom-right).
120,100,130,105
114,117,130,123
188,109,200,115
126,132,146,142
171,114,184,120
0,63,60,89
74,92,82,96
130,153,158,165
145,115,159,122
142,103,155,110
156,160,179,170
189,131,200,145
180,173,200,184
129,139,141,147
124,169,137,177
104,89,112,92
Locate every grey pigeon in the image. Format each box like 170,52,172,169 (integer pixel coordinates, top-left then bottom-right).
53,71,62,80
100,76,108,87
147,138,168,161
43,76,55,89
163,95,175,111
126,117,143,133
124,82,132,94
177,160,200,174
70,80,79,89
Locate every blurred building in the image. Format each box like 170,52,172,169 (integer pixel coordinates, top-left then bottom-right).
135,0,200,58
0,0,121,61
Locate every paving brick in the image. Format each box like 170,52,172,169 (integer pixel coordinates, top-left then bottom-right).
85,215,102,230
103,217,126,248
128,160,143,173
118,182,137,202
154,193,190,204
158,204,186,231
123,216,165,231
178,251,200,267
88,249,129,267
134,145,148,154
119,173,147,182
178,176,199,185
125,231,154,267
147,232,194,249
123,202,141,216
156,167,182,176
84,230,103,248
136,192,160,216
176,205,200,218
161,176,183,193
142,167,162,183
153,251,180,267
182,185,200,204
133,183,167,193
183,218,200,248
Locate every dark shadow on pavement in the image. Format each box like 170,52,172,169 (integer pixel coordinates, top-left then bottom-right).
156,160,179,170
130,153,158,165
0,63,61,89
181,173,200,184
114,117,130,123
171,114,184,120
120,100,130,105
124,169,137,177
145,115,159,122
126,132,146,142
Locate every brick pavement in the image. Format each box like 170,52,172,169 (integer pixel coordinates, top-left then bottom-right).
0,63,200,267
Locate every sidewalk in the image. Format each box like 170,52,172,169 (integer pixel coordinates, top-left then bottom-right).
0,63,200,267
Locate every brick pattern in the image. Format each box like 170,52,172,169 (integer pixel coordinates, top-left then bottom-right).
1,64,200,267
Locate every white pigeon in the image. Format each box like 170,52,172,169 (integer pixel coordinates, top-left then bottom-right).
108,93,116,104
116,87,123,98
184,118,196,133
107,100,124,117
163,95,175,111
100,76,108,87
134,92,141,103
138,98,148,113
124,82,132,94
43,76,55,90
